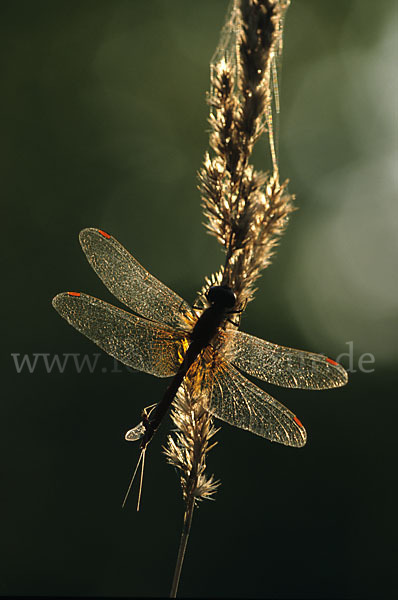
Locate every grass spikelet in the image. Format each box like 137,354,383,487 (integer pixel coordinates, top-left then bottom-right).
198,0,293,307
167,1,292,596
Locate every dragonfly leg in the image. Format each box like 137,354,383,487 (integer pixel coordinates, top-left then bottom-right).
227,298,248,316
191,303,205,311
142,403,157,418
225,299,248,326
226,317,240,327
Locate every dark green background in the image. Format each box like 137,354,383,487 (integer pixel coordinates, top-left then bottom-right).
2,1,396,598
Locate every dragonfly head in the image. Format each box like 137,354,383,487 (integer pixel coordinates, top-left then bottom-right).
206,285,236,309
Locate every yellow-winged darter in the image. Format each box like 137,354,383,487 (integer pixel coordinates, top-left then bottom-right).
53,228,347,454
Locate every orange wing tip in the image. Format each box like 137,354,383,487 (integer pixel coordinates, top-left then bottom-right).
67,292,81,297
326,357,339,366
98,229,111,239
293,415,304,429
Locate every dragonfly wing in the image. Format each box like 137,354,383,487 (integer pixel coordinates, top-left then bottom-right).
206,360,306,447
52,292,187,377
225,329,348,390
79,228,194,329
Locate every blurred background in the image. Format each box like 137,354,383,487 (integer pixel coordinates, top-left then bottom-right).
2,0,396,597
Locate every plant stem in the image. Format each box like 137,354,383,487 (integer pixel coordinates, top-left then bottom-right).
170,494,195,598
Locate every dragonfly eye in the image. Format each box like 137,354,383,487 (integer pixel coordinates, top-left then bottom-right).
206,285,236,309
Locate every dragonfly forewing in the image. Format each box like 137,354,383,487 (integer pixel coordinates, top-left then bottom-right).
52,292,187,377
79,228,194,329
225,329,348,390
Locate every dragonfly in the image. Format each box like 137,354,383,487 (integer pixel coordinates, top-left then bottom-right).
53,228,348,454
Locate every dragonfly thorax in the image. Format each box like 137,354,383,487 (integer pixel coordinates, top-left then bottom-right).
189,286,235,349
206,285,236,310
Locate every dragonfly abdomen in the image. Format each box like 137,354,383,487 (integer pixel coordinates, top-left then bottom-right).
140,294,233,449
140,340,202,448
